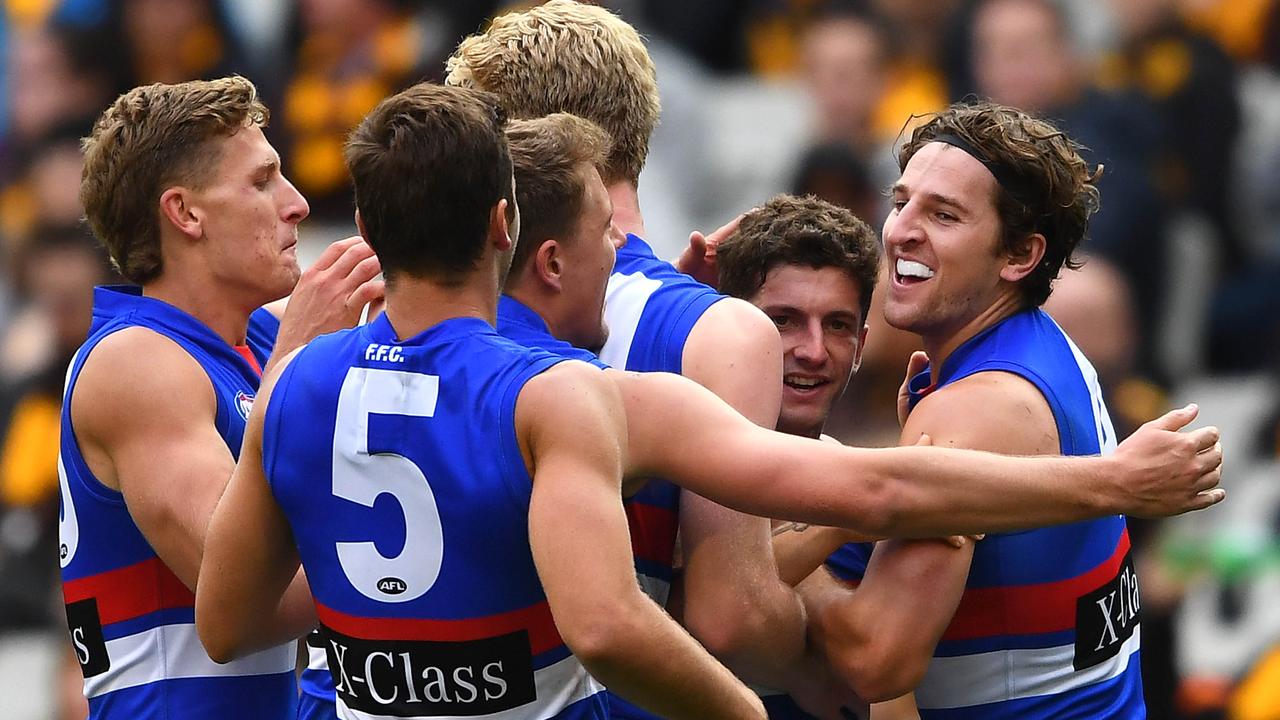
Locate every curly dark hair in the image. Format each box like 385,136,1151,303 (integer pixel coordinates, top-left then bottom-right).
717,193,880,317
898,102,1102,306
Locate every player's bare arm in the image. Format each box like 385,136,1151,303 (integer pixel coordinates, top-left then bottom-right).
616,371,1222,537
677,297,813,690
71,328,234,590
807,372,1055,702
772,525,877,587
519,361,766,720
196,348,315,662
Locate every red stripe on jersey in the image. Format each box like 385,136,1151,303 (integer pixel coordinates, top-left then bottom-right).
62,557,194,625
315,600,564,656
626,501,677,567
234,344,263,377
941,528,1132,641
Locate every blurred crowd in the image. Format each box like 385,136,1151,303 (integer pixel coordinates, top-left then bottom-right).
1,0,1279,718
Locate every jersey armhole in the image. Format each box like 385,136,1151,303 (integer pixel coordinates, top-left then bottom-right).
661,291,726,375
61,332,129,507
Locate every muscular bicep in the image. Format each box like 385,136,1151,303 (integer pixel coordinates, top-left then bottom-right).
70,328,230,590
616,371,889,528
618,371,800,505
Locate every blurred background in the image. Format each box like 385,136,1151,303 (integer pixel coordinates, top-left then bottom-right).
0,0,1277,717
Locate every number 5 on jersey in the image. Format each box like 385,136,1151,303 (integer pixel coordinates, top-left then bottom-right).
333,367,444,603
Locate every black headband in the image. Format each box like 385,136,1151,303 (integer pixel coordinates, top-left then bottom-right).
929,132,1024,195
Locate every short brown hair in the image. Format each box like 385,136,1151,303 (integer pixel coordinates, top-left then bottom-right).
506,114,612,281
718,194,881,318
345,83,513,282
898,102,1100,306
445,0,659,185
80,76,268,284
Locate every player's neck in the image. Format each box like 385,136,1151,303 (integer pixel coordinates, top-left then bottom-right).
504,283,560,333
143,274,252,347
383,273,500,340
606,180,646,238
922,289,1028,383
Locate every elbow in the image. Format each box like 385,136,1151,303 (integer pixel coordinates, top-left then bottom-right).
197,622,238,665
557,603,641,673
683,585,800,668
195,598,243,664
830,642,929,703
685,604,768,662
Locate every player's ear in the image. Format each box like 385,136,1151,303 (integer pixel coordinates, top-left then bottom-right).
852,324,869,373
354,209,369,244
1000,232,1046,283
535,239,563,291
489,199,514,254
159,186,202,241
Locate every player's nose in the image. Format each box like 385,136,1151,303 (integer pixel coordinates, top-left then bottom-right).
792,323,828,365
280,176,310,224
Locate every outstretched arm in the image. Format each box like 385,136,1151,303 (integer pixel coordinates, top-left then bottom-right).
520,362,764,720
196,349,316,661
617,371,1223,538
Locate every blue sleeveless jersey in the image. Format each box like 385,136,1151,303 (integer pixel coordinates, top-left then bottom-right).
263,313,607,720
494,294,682,720
599,234,724,375
826,309,1142,719
57,286,297,719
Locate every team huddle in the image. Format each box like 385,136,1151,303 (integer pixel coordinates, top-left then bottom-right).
55,2,1225,719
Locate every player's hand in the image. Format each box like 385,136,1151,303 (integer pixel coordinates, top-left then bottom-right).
1108,404,1224,518
273,236,385,359
674,213,743,287
897,352,929,428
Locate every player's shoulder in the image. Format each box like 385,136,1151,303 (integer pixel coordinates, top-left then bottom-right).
908,370,1055,453
71,326,216,439
690,295,778,349
518,360,617,421
523,358,611,393
78,325,208,393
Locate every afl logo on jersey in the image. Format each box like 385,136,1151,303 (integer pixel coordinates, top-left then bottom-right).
377,577,408,595
234,391,255,420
